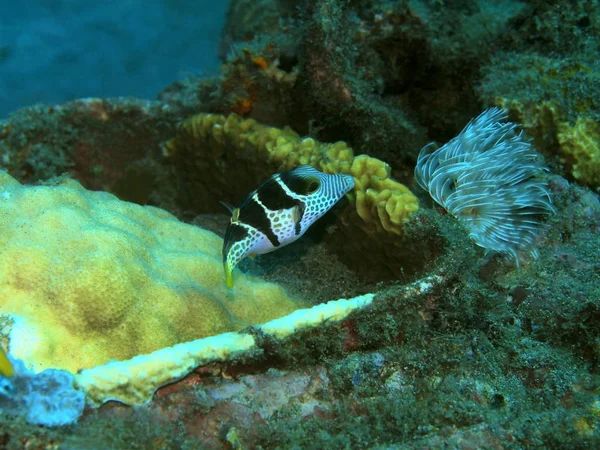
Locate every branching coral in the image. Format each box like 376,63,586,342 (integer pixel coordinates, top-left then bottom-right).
415,108,556,264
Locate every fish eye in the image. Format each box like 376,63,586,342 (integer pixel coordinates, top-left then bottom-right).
306,178,320,194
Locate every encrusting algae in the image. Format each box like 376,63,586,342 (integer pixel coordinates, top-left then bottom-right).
0,170,307,373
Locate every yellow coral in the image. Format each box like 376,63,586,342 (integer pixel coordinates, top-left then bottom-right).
164,113,418,236
558,117,600,187
0,171,305,373
349,155,418,235
494,97,600,188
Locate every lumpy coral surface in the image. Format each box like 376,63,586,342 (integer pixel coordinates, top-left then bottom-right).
0,171,304,373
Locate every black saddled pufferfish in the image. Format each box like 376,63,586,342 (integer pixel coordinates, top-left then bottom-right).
222,165,355,288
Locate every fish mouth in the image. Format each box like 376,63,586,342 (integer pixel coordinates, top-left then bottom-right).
344,175,356,191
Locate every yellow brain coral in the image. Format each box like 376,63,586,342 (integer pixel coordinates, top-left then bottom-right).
0,171,305,373
164,113,419,236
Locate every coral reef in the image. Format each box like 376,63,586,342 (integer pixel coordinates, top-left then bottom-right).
76,293,376,406
195,0,600,190
3,172,598,448
163,112,419,234
164,112,422,281
0,98,178,204
481,65,600,189
477,1,600,188
489,97,600,190
1,1,600,448
162,0,528,170
0,170,305,373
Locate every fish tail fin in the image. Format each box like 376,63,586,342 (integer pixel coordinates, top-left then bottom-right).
224,260,234,289
0,347,15,377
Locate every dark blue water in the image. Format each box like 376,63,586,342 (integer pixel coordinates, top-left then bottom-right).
0,0,227,118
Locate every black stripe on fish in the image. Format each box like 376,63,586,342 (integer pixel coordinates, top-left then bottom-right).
279,169,321,196
237,195,280,247
253,173,307,237
255,175,301,211
222,223,249,259
261,173,309,230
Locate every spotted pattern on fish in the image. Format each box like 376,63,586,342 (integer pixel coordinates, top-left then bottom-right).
222,165,355,288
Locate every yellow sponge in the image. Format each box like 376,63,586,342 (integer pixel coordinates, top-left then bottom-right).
0,171,305,373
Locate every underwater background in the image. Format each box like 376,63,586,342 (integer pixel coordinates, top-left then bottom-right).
0,0,227,118
0,0,599,449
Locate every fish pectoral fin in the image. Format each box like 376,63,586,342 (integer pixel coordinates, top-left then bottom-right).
291,204,305,225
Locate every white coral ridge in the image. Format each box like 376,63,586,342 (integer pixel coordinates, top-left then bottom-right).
414,107,556,264
75,293,375,406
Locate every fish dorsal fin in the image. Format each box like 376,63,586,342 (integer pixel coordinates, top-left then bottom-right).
220,201,240,223
219,201,235,214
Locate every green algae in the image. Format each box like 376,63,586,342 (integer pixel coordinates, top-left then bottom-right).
0,408,198,450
